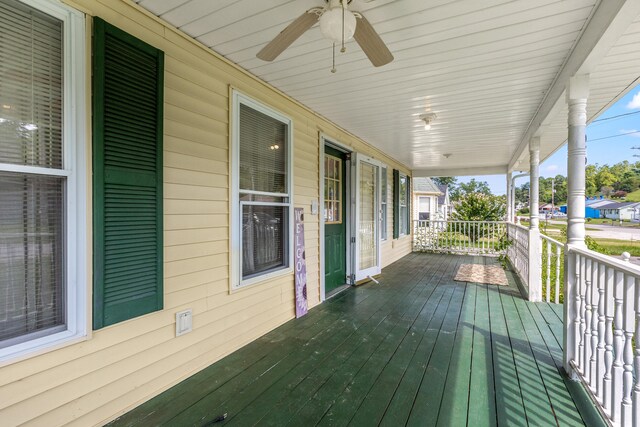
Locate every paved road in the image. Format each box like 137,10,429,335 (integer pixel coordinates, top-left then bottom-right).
542,219,640,265
545,220,640,241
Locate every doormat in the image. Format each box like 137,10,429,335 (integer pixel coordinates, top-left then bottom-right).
454,264,508,286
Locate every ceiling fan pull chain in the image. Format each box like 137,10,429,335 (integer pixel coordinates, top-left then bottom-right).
341,0,346,53
331,42,337,73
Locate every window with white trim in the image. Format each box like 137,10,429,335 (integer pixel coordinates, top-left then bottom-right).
380,167,387,240
232,92,293,288
418,196,431,220
0,0,86,360
399,173,409,235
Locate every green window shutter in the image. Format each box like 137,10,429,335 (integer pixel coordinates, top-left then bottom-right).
406,175,412,234
92,18,164,329
393,169,400,239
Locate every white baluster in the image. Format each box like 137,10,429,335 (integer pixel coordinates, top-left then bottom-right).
621,273,635,426
546,240,551,302
555,245,561,304
590,261,599,389
596,262,606,402
633,276,640,427
612,270,625,424
583,258,592,382
574,254,582,372
604,266,615,414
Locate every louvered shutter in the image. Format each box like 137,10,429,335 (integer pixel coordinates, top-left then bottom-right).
92,18,164,329
393,169,400,239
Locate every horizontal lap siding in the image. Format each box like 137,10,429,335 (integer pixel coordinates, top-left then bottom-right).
0,0,412,425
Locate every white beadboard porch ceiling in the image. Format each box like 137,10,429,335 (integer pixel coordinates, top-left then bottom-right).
135,0,639,175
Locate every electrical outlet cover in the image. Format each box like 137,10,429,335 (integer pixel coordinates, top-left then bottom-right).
176,309,193,336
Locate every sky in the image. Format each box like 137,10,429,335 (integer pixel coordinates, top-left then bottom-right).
456,85,640,195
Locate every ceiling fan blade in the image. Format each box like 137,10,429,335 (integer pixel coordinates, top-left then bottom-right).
353,14,394,67
257,9,321,61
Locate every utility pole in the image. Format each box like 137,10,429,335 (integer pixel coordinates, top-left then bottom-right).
551,178,555,217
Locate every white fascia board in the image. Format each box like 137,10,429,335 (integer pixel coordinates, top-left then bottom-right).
509,0,640,171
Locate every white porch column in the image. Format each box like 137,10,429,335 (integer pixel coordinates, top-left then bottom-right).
506,171,513,222
564,74,589,377
566,75,589,248
528,138,542,302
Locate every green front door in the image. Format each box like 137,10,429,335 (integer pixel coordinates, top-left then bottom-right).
324,146,347,295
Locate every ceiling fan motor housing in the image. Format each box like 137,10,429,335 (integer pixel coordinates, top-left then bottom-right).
320,0,357,43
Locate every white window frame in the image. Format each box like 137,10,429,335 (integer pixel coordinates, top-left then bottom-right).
0,0,87,363
399,172,409,236
418,196,431,221
230,91,294,290
380,166,388,241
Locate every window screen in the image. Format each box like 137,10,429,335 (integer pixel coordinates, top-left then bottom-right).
399,174,408,235
237,100,291,282
0,0,66,346
381,167,387,240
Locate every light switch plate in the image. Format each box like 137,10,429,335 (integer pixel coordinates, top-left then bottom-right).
311,200,318,215
176,309,193,337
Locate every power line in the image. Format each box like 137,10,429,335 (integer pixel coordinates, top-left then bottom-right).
592,110,640,123
588,130,640,142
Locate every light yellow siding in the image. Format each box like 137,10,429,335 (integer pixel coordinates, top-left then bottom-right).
0,1,413,425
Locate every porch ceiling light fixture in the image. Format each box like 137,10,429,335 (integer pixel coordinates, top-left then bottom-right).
420,113,437,131
319,0,357,45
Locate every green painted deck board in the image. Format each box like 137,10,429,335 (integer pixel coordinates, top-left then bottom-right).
109,254,592,427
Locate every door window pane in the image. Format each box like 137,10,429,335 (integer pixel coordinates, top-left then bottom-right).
324,155,342,224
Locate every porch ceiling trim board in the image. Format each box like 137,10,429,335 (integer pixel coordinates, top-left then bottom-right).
412,165,508,178
509,0,640,172
135,0,606,173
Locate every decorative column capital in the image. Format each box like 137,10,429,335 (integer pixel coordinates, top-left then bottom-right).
568,99,587,126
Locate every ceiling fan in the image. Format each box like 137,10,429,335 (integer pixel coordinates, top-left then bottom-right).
257,0,394,68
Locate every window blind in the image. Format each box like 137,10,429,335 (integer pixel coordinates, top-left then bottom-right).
239,104,287,195
0,0,63,168
237,99,291,283
0,0,65,346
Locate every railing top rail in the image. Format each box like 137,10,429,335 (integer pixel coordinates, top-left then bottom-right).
540,233,564,247
414,220,506,224
507,222,529,232
567,244,640,277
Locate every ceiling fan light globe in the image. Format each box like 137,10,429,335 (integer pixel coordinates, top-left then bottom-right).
319,7,356,43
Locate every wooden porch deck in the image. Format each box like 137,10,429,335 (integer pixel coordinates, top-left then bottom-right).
110,253,602,426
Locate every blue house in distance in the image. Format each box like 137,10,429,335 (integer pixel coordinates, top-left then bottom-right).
560,196,612,219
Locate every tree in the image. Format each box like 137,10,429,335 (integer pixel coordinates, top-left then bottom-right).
451,193,506,242
450,178,491,201
432,176,458,187
585,165,598,195
596,166,616,189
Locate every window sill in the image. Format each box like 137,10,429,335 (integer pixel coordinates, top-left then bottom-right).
230,266,294,294
0,328,88,367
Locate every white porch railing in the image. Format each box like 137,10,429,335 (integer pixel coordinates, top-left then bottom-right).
540,233,565,304
507,222,529,287
412,220,640,425
565,247,639,427
413,220,506,256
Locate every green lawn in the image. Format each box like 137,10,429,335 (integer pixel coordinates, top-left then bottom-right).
625,189,640,202
584,218,640,227
595,239,640,257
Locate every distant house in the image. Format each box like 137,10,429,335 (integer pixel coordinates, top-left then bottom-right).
413,178,446,221
539,203,557,212
560,196,614,218
436,184,452,219
595,201,640,220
